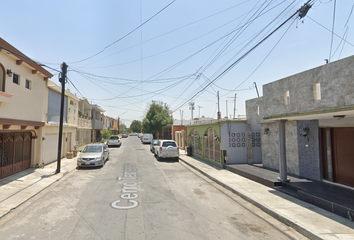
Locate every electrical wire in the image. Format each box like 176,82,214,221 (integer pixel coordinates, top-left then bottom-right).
175,0,298,109
328,0,336,62
0,46,61,74
171,3,304,113
68,0,176,64
307,16,354,48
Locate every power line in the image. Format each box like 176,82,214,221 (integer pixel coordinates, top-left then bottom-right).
171,2,310,113
0,45,61,74
328,0,336,62
69,0,176,64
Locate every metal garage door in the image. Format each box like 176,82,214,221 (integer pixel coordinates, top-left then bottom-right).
43,134,63,164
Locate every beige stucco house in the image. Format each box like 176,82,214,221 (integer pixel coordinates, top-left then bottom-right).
40,80,79,165
0,37,53,178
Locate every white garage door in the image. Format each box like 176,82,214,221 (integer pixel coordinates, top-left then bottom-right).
43,134,64,164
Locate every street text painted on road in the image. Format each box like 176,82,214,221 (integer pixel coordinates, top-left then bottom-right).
111,163,140,209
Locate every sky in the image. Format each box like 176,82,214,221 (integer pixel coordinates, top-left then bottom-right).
1,0,354,127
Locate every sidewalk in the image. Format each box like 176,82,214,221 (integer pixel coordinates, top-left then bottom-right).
178,151,354,240
0,156,78,218
1,151,354,239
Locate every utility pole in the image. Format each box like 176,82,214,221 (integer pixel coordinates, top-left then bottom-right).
198,106,204,118
180,110,183,147
56,62,67,174
227,93,238,119
217,91,221,120
233,93,237,119
254,82,260,98
118,117,120,134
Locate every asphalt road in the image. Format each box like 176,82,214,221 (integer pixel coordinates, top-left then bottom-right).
0,136,307,240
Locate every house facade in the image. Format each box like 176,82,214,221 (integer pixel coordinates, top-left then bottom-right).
0,37,53,178
77,97,92,147
186,118,250,168
91,104,104,142
246,55,354,188
41,80,79,165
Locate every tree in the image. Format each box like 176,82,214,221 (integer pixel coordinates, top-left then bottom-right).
101,128,112,140
130,120,142,133
142,101,172,136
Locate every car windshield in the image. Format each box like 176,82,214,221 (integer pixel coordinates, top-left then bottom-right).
162,142,177,147
83,145,102,153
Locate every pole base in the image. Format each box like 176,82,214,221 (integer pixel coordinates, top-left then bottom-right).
277,177,291,182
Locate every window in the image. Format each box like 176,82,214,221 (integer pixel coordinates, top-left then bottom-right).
284,91,290,105
25,79,31,89
313,83,321,100
256,106,260,115
70,100,74,105
0,65,4,91
13,73,19,85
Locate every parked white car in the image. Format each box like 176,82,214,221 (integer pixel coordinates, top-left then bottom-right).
142,133,153,144
155,140,179,161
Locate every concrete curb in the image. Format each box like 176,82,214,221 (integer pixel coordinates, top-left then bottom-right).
0,157,78,220
178,157,321,240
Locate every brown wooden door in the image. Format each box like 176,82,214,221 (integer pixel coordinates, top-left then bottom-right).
333,128,354,187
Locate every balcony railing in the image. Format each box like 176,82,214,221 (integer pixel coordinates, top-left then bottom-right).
78,117,92,129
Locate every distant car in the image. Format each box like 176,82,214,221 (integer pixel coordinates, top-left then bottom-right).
130,132,137,136
150,139,159,153
122,133,128,138
107,135,121,147
155,140,179,161
77,143,109,168
142,133,153,144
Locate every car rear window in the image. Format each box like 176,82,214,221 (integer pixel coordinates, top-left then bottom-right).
110,136,119,140
83,145,102,153
162,142,177,147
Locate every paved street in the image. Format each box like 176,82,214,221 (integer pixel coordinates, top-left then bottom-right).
0,137,306,240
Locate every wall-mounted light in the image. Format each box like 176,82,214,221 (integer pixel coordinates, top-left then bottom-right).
42,137,45,141
7,69,12,77
300,127,309,137
333,115,346,120
264,128,270,134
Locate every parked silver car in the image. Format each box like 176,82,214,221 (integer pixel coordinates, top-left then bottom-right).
107,135,121,147
77,143,109,168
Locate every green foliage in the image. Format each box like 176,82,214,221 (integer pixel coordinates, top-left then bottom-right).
130,120,142,133
142,101,172,134
101,128,112,140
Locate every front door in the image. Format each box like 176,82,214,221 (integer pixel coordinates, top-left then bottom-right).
321,127,354,187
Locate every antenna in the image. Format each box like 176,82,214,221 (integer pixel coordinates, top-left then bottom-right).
189,102,195,120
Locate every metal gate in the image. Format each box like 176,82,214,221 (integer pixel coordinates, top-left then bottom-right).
188,129,202,156
0,132,32,179
203,128,221,164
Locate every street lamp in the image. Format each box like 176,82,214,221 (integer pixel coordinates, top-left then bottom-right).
118,111,127,134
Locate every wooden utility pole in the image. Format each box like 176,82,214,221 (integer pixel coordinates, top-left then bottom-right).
56,62,67,174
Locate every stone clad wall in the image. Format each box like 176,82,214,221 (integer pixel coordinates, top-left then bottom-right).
297,120,321,181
